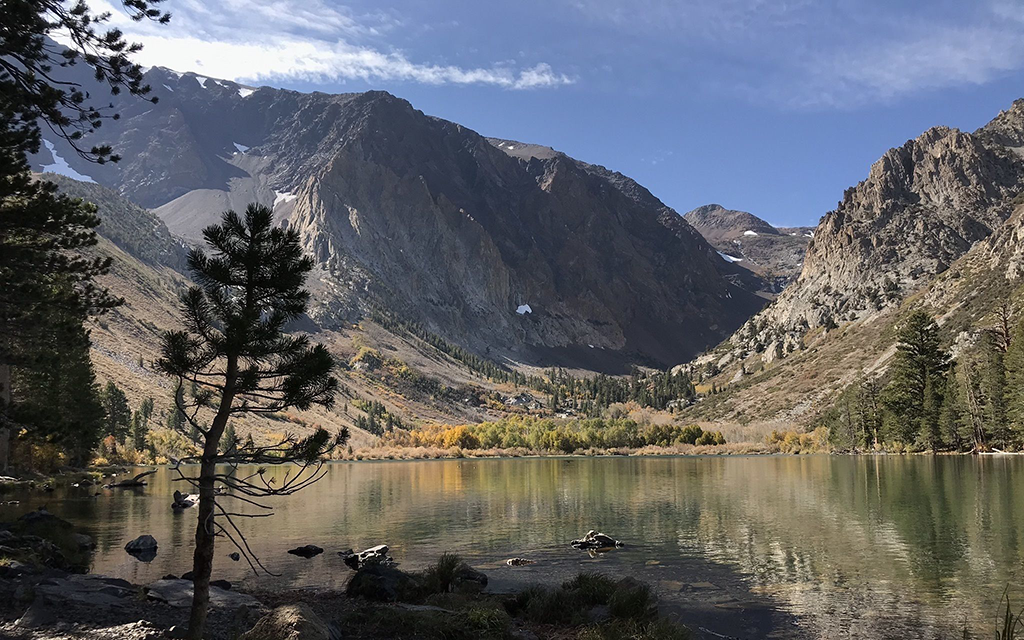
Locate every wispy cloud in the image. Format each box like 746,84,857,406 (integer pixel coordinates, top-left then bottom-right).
787,24,1024,108
568,0,1024,108
92,0,573,90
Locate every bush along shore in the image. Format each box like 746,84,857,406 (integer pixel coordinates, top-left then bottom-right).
0,510,694,640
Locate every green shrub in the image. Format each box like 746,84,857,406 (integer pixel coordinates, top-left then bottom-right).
608,579,655,620
677,424,704,445
563,572,617,606
423,552,463,593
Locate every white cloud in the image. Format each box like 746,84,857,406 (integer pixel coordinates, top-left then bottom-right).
91,0,573,90
130,36,572,89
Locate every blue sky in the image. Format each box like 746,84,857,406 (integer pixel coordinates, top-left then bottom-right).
96,0,1024,227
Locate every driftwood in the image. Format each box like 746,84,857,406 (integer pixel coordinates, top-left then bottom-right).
104,469,157,489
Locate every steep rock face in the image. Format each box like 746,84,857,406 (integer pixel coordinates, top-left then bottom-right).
702,108,1024,371
290,94,765,366
33,73,765,368
683,204,813,294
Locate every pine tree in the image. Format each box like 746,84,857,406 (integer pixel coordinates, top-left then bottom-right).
939,368,971,451
920,375,944,451
100,382,131,443
1,0,170,471
8,279,104,464
1005,317,1024,443
882,311,948,448
166,385,187,433
978,333,1009,447
157,204,342,640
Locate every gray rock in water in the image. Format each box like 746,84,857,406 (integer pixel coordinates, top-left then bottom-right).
287,544,324,558
341,544,393,570
239,603,329,640
229,552,241,561
125,534,158,562
72,533,96,550
125,534,157,551
570,530,624,550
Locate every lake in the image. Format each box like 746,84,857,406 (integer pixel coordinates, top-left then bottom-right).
2,455,1021,639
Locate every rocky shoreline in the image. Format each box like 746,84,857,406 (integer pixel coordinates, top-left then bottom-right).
0,509,804,640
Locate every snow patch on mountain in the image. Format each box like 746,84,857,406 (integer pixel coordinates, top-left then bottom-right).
40,139,95,183
274,191,298,207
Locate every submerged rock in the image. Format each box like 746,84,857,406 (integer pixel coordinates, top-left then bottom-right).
570,530,624,550
287,544,324,558
239,603,330,640
506,558,535,566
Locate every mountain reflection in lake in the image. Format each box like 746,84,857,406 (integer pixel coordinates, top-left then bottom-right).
2,455,1021,639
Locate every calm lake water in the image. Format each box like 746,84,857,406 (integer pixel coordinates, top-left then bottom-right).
3,455,1022,639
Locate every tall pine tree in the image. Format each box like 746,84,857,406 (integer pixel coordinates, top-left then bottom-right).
882,311,948,448
1,0,170,470
158,204,342,639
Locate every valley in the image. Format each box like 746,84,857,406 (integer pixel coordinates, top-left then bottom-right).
8,9,1024,637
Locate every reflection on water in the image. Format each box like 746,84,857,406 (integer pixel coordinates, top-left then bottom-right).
2,455,1021,638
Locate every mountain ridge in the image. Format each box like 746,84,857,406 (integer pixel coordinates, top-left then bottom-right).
30,69,766,371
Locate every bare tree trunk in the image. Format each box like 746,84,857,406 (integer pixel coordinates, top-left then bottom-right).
186,361,236,640
0,363,10,474
186,456,217,640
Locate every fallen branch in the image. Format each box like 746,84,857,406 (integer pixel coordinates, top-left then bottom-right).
104,469,157,488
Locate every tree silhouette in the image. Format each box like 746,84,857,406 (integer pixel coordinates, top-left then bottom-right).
157,204,344,640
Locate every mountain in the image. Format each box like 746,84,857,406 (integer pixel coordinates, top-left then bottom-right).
678,99,1024,427
30,67,765,370
42,174,189,271
683,204,814,294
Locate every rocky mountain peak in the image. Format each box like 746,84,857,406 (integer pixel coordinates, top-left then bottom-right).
976,98,1024,148
698,99,1024,374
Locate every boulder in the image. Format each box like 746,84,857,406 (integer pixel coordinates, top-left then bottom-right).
125,535,158,562
346,564,424,603
125,534,157,551
239,603,330,640
341,544,393,570
229,552,241,561
286,544,323,558
451,563,488,594
72,533,96,550
34,574,135,608
570,530,624,550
